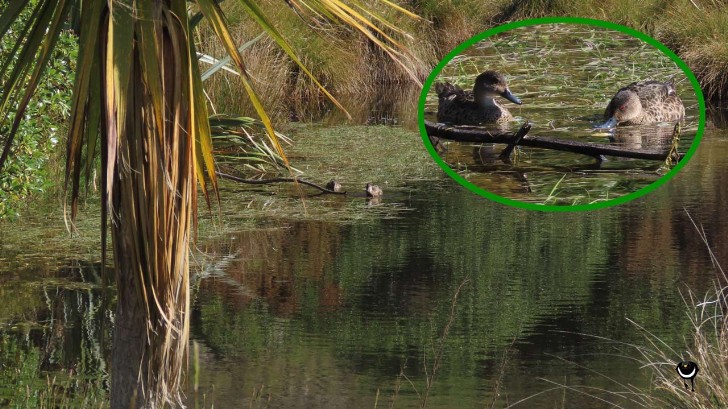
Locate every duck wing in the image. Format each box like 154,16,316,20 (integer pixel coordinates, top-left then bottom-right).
628,80,674,102
632,80,684,121
435,82,480,123
435,82,473,102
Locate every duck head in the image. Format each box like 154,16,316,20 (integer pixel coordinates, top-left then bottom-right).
601,90,642,128
473,71,522,106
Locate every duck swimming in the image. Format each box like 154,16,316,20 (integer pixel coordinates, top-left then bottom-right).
436,71,522,125
325,179,342,192
365,183,382,198
601,80,685,127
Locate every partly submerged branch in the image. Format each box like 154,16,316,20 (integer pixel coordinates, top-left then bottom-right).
424,120,678,161
216,172,345,194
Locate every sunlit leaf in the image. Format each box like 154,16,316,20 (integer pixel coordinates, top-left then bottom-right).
1,0,71,175
199,32,265,81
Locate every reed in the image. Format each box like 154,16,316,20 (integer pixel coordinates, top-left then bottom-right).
196,2,434,123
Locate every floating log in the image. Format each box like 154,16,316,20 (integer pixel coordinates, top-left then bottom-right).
216,172,346,194
424,120,676,161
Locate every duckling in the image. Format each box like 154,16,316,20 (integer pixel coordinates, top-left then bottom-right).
365,183,383,198
436,70,522,125
601,80,685,127
676,360,699,391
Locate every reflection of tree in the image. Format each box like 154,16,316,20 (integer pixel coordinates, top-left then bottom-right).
0,261,110,404
194,221,345,317
194,186,614,363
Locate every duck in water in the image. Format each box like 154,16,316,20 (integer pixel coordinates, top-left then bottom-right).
365,183,383,198
435,71,522,125
601,80,684,127
325,180,342,192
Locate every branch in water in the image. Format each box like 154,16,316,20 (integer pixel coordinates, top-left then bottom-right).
425,120,678,161
216,172,347,194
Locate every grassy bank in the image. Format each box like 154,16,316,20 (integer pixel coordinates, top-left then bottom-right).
197,0,728,122
194,2,434,122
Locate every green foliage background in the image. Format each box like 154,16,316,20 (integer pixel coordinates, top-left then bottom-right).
0,1,76,218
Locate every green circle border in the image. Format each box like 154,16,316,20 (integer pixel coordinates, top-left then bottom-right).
418,17,707,212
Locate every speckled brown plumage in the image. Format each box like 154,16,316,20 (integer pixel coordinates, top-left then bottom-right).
603,80,685,126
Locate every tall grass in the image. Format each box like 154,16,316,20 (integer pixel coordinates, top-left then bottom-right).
195,2,434,122
197,0,728,124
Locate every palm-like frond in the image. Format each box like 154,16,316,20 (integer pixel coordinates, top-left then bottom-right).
210,115,297,172
283,0,425,83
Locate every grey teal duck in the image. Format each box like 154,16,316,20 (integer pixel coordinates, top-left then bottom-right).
435,71,522,125
602,80,685,127
365,183,383,198
325,179,342,192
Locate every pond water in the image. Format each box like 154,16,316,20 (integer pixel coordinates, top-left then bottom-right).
0,112,727,408
423,24,702,205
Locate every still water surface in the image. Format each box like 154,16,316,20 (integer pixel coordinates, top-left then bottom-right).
188,129,727,408
0,126,726,408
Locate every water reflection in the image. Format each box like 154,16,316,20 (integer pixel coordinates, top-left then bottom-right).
0,261,109,404
186,128,728,408
608,124,678,150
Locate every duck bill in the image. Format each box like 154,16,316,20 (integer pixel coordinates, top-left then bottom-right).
502,89,522,105
597,117,619,129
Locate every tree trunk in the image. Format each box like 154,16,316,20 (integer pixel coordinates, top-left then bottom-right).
106,2,193,407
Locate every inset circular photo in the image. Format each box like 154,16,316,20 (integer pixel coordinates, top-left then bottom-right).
419,17,705,210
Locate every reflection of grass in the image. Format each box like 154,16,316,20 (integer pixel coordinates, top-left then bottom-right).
381,278,471,409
